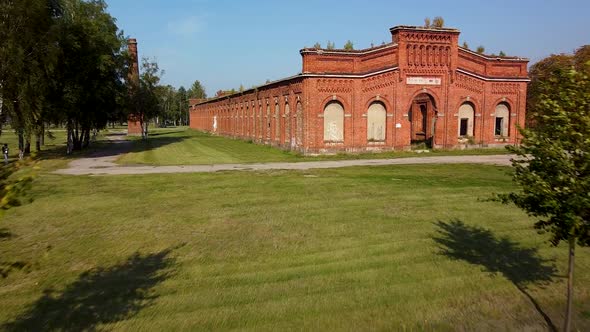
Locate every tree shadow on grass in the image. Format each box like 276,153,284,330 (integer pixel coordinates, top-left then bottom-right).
433,219,558,331
0,229,31,278
0,228,13,241
88,133,190,159
3,247,179,331
32,130,191,162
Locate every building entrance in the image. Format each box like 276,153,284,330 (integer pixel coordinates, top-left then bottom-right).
409,93,437,148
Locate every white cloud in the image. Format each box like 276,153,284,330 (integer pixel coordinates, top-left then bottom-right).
167,15,205,37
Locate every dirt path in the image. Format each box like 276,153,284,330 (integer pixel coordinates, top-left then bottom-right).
54,133,514,176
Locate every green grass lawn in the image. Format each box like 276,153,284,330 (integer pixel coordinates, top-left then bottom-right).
0,164,588,330
117,128,510,166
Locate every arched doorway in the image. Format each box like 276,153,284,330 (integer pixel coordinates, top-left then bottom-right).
408,93,437,148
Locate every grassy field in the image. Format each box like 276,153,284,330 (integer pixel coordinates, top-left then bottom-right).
117,128,510,166
0,163,588,330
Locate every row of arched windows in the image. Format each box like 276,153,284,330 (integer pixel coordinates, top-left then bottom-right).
322,101,511,142
323,101,387,142
197,99,305,147
457,102,510,138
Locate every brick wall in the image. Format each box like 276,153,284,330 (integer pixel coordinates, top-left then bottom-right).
190,25,529,154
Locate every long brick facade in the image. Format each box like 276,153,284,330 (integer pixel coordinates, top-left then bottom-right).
190,25,529,154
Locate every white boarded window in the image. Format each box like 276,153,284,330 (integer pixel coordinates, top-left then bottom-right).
324,102,344,142
275,103,280,141
495,103,510,137
458,103,475,137
296,101,303,146
285,103,291,143
367,102,386,141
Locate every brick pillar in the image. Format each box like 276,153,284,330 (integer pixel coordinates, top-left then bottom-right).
127,38,142,135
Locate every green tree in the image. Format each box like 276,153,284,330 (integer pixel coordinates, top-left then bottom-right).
476,45,485,54
188,80,207,99
49,0,126,152
574,45,590,76
326,41,335,50
0,0,62,157
424,17,431,28
343,40,354,51
498,67,590,332
462,41,469,50
432,16,444,28
156,85,178,127
313,42,321,49
499,51,506,57
527,53,577,126
176,86,189,126
129,58,163,139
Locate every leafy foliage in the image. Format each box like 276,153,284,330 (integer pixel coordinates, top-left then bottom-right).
129,58,163,138
432,16,444,28
499,68,590,247
188,80,207,99
499,57,589,332
343,40,354,51
528,46,589,125
0,0,127,154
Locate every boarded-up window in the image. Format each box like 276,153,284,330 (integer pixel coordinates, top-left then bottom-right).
259,106,263,138
296,101,303,146
458,103,475,137
285,103,290,144
367,102,386,141
323,102,344,142
495,103,510,137
275,103,280,142
266,105,271,140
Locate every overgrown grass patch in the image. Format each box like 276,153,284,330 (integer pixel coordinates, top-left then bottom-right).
0,164,588,330
117,128,510,166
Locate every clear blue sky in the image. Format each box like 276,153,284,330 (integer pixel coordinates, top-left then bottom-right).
107,0,589,95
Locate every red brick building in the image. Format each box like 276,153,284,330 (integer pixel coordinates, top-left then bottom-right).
190,25,529,154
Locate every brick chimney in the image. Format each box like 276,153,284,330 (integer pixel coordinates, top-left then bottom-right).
127,38,142,135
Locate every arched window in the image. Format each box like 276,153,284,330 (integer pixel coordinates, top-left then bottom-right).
367,102,386,141
323,101,344,142
495,103,510,137
458,103,475,137
284,103,290,143
296,101,303,146
275,102,280,142
266,104,271,140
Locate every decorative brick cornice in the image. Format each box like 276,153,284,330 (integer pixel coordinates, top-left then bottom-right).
316,79,353,93
455,72,484,94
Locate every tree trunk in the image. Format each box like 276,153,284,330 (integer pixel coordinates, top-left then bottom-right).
73,122,82,151
35,133,41,151
24,136,31,154
82,129,90,148
17,131,24,160
66,120,73,155
564,237,575,332
40,123,45,146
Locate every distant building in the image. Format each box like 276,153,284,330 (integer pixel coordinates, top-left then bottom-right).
190,25,529,154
